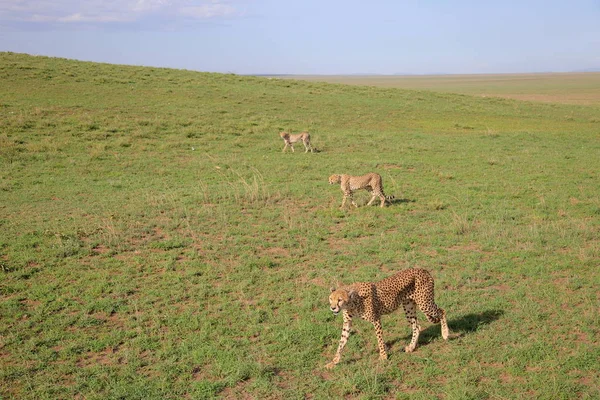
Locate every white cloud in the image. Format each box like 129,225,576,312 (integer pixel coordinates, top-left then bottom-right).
133,0,173,13
0,0,240,25
57,12,129,23
179,4,236,19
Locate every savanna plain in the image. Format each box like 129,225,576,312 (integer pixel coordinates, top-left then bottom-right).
284,72,600,106
1,52,599,399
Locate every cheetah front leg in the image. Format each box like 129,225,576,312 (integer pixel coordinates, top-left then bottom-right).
372,319,388,360
346,192,358,208
326,311,353,369
341,195,347,208
402,299,421,353
341,191,357,208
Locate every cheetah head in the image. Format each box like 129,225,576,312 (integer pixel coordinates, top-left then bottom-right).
328,174,341,185
328,287,356,315
279,131,289,139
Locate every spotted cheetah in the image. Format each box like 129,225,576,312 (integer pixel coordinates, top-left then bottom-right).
326,268,449,369
328,173,394,208
279,131,313,153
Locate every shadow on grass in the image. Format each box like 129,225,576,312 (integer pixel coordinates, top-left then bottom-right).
388,197,415,206
387,309,504,351
325,310,504,366
354,197,414,208
448,309,504,334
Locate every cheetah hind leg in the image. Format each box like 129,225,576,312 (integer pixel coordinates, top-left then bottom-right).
402,299,421,353
439,309,449,340
379,193,386,208
424,306,449,341
366,193,378,206
303,140,311,153
366,188,380,207
341,196,357,208
365,189,386,208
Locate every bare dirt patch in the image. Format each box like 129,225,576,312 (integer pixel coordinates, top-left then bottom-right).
219,379,255,400
92,244,111,254
377,163,403,170
76,347,121,368
500,372,525,384
297,276,328,288
486,284,510,292
20,298,42,309
259,246,290,259
447,242,482,252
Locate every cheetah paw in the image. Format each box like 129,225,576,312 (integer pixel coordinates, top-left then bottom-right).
325,362,337,370
404,346,415,353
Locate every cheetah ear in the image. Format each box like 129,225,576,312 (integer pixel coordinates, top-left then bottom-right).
348,289,358,300
330,286,336,293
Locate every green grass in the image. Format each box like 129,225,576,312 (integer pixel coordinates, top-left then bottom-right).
1,52,600,399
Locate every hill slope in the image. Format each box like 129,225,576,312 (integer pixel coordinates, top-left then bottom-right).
1,52,599,399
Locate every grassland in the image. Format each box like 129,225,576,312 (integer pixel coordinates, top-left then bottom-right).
283,72,600,106
1,52,599,399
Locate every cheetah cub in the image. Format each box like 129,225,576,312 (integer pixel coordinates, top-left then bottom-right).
326,268,449,369
328,173,394,208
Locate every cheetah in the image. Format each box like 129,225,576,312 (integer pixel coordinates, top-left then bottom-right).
328,173,394,208
326,268,449,369
279,131,313,153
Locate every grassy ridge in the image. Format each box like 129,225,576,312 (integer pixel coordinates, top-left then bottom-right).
1,52,600,399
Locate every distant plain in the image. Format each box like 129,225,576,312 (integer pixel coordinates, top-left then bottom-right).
282,72,600,106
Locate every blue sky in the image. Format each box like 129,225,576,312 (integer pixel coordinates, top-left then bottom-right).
1,0,599,75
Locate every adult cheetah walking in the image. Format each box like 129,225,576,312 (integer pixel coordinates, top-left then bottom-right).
328,173,393,208
279,131,313,153
326,268,449,368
